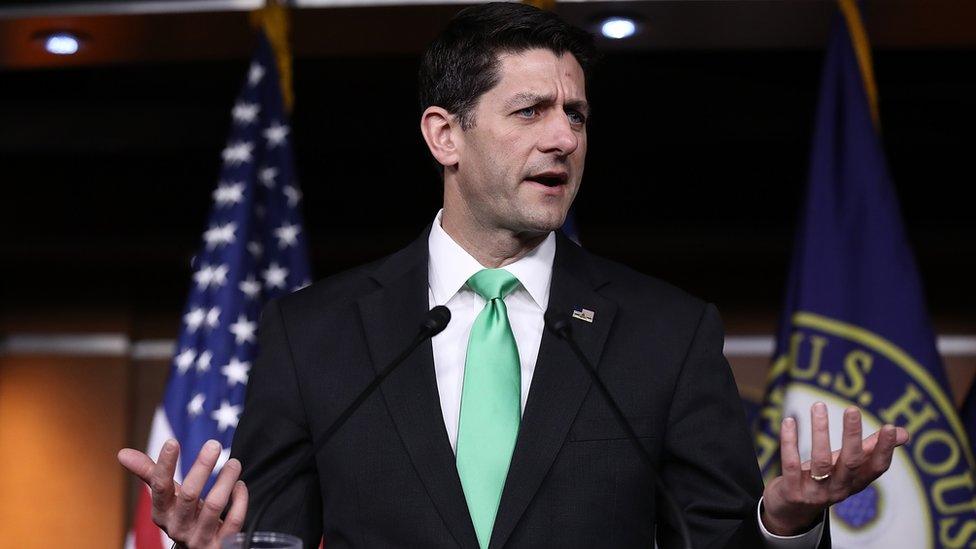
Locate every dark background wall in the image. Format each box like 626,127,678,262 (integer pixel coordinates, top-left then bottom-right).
2,48,974,323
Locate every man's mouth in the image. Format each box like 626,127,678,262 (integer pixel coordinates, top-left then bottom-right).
525,172,568,187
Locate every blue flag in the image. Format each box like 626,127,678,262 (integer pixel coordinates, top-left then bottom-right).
753,4,976,548
562,206,581,244
127,31,311,549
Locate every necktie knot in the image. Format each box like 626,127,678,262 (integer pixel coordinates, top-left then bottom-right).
466,268,520,301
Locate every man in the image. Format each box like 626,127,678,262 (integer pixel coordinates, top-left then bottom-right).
119,3,909,548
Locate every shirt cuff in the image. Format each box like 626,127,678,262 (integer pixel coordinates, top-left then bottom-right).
757,496,825,549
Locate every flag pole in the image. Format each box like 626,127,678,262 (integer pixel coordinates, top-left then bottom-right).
250,1,294,113
836,0,879,130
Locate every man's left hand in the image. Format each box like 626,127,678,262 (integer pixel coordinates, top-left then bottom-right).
761,402,910,536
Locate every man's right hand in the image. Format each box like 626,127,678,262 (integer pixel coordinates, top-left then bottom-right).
118,438,249,549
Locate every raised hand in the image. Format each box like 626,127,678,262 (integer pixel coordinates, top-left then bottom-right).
761,402,909,536
118,439,248,549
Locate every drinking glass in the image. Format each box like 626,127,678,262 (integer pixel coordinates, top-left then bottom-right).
220,531,302,549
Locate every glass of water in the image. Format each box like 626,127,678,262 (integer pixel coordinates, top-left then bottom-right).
221,531,302,549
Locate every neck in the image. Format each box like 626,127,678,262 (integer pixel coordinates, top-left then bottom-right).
440,207,548,269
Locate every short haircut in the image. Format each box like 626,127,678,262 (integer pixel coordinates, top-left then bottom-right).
418,2,598,131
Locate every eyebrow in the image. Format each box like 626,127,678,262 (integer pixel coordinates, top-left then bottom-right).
503,92,590,116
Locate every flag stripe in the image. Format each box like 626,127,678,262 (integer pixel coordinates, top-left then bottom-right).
132,488,166,549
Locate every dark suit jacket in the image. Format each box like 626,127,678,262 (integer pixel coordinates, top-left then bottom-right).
232,228,823,548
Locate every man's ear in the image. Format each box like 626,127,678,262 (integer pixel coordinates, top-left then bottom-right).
420,106,460,169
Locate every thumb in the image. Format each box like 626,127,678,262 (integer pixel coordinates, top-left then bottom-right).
118,448,155,484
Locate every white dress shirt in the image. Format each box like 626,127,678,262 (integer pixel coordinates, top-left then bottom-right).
428,210,554,451
425,210,823,548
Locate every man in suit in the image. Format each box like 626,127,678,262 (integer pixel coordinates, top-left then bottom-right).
119,3,908,548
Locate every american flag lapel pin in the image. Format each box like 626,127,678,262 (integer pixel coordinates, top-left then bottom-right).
571,308,595,323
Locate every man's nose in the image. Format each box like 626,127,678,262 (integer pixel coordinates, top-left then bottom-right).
539,111,579,156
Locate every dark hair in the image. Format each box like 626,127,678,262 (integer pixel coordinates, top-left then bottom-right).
418,2,598,131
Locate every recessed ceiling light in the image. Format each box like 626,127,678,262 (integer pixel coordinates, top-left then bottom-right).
600,17,638,40
44,32,80,55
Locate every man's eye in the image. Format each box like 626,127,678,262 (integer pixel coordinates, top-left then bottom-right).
516,107,537,118
567,110,587,125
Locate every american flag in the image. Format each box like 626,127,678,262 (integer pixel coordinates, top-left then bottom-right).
126,32,311,549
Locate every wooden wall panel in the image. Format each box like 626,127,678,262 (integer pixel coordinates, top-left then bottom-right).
0,355,130,548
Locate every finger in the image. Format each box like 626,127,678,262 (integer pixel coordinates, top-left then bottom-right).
859,426,907,452
217,481,249,540
174,439,222,527
118,448,156,484
809,402,833,480
797,450,843,471
780,417,802,488
148,439,180,513
860,430,881,454
192,458,242,545
867,424,898,477
894,427,910,446
832,407,864,488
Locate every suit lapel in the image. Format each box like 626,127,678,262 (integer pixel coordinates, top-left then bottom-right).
489,235,618,549
357,230,480,549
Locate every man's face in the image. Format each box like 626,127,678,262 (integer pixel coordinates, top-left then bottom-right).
451,48,588,235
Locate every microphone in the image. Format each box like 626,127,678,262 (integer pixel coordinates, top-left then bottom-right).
546,313,694,549
242,305,451,548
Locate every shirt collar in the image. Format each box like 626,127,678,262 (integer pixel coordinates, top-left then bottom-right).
428,209,555,310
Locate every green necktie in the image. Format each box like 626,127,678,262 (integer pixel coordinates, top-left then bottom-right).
456,268,522,549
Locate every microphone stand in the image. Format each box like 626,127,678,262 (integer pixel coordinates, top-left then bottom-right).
241,306,451,548
547,314,694,549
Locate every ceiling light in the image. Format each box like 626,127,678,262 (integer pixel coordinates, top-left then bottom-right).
600,17,638,40
44,32,80,55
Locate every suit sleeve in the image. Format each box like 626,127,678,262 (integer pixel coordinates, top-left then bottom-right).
231,298,323,547
758,497,826,548
655,303,765,549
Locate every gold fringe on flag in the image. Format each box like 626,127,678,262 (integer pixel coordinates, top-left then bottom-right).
250,1,294,113
837,0,880,130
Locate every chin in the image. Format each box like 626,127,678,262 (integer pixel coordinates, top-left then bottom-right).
518,208,568,234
